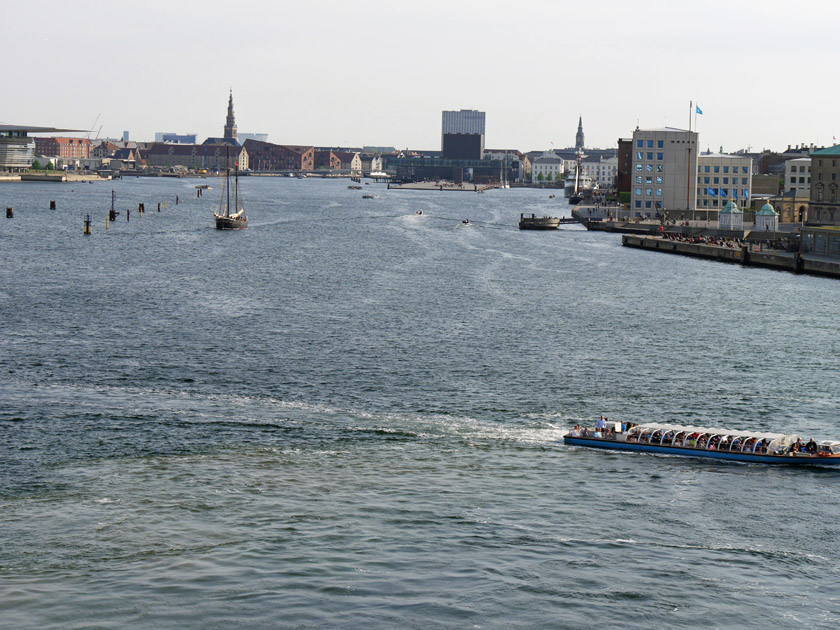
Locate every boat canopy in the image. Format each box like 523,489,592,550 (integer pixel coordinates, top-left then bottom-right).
627,422,792,443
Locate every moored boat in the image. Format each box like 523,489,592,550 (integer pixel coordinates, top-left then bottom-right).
563,421,840,465
519,212,561,230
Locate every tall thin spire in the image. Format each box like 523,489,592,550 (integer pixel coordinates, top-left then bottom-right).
224,89,237,141
575,116,584,151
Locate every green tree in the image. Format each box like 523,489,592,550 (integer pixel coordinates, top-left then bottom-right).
537,172,544,182
31,159,41,170
555,172,563,183
45,162,54,171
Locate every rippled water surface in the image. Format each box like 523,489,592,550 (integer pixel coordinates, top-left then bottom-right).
2,177,840,629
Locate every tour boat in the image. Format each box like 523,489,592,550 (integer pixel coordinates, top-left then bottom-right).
214,153,248,230
519,213,561,230
563,421,840,466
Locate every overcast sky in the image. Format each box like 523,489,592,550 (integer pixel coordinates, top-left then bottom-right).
5,0,837,152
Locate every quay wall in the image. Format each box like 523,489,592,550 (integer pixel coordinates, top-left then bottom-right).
621,235,840,278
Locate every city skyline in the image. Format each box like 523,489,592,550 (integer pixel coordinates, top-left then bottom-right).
4,0,838,152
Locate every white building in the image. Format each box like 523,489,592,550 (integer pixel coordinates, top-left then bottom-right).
630,127,698,218
531,151,564,183
719,200,743,231
784,157,811,196
696,153,753,210
582,156,618,189
755,202,779,231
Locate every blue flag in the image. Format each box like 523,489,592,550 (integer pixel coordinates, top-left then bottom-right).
707,187,716,196
720,188,727,198
696,105,703,115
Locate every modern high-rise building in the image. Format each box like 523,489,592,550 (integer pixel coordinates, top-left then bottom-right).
441,109,485,160
224,89,237,142
630,127,698,217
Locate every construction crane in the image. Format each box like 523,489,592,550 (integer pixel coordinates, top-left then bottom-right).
86,113,100,140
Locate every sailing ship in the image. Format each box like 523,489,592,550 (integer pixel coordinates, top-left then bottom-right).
214,151,248,230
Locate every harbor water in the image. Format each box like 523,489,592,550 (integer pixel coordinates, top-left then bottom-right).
2,177,840,629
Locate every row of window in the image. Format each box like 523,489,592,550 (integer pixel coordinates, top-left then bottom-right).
636,151,665,161
636,176,664,185
634,188,663,197
816,159,839,167
699,188,750,199
634,201,658,209
816,172,838,181
698,177,749,185
635,163,664,172
698,165,749,174
637,139,665,148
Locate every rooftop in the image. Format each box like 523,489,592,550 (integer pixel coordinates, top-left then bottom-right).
811,145,840,156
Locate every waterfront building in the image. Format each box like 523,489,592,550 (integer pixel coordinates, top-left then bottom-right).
755,202,779,231
242,139,314,171
718,200,743,231
144,143,248,172
91,141,118,159
808,145,840,226
314,150,341,170
531,151,564,183
696,153,753,211
575,116,585,151
334,151,362,174
484,149,526,181
359,153,383,175
582,156,618,189
785,157,811,196
224,89,237,142
630,127,698,217
442,109,485,160
34,137,91,159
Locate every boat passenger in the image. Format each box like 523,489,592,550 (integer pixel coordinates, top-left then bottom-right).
806,438,817,454
596,416,607,432
569,424,581,437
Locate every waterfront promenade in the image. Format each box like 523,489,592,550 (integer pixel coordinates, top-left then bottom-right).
622,233,840,278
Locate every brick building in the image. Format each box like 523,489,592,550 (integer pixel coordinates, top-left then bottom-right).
314,150,341,169
144,143,248,171
243,139,314,171
35,137,91,159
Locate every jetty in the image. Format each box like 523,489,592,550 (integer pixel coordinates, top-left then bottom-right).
622,234,840,279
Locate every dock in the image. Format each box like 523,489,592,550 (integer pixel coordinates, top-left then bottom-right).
622,234,840,279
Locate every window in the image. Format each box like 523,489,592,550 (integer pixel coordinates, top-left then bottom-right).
656,188,662,196
645,188,652,196
742,166,747,173
645,201,652,209
635,200,641,208
723,166,729,173
635,188,642,196
657,140,664,148
714,166,720,173
743,178,748,185
723,177,729,184
646,164,653,172
647,152,653,160
636,163,642,171
635,176,642,184
636,151,643,159
657,152,663,160
656,165,663,172
704,177,710,184
704,166,710,173
831,186,837,203
713,177,719,184
657,177,663,184
646,177,652,184
647,140,653,148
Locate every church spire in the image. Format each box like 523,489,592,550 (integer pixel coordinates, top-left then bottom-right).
575,116,584,151
224,89,237,141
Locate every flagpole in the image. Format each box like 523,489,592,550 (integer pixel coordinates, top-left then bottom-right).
688,101,693,223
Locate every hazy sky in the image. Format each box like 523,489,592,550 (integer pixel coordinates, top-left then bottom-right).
5,0,838,152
